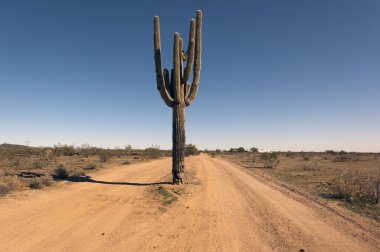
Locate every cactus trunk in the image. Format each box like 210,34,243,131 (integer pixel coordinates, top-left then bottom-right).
172,104,185,184
154,10,202,184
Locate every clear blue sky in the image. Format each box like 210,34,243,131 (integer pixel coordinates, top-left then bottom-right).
0,0,379,152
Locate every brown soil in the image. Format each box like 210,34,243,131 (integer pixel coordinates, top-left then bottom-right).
1,154,379,251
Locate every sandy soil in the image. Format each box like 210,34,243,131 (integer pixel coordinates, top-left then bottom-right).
1,154,379,252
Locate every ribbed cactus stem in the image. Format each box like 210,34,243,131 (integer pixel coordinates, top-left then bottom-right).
154,16,174,107
183,19,195,61
173,32,181,103
185,10,202,106
153,11,202,184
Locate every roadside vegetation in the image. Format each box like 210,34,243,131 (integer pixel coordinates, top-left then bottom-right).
210,149,380,222
0,143,171,196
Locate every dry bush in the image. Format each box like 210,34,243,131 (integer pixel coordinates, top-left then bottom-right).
333,156,350,162
0,176,21,195
71,169,85,177
261,153,279,168
98,151,112,162
332,167,380,204
83,163,97,170
29,176,53,189
121,160,130,165
145,145,161,159
303,159,320,171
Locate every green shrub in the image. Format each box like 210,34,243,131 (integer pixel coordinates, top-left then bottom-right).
185,144,199,156
250,147,259,153
53,164,69,179
237,147,245,152
53,144,78,157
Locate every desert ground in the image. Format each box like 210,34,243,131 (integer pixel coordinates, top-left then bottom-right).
1,154,379,252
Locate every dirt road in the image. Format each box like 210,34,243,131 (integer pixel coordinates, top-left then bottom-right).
1,154,379,252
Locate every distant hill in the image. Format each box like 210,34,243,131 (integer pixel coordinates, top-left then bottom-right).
0,143,30,149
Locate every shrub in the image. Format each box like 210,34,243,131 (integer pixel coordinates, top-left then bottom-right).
237,147,245,152
332,168,380,204
98,151,111,162
29,179,43,189
71,169,85,177
34,149,54,169
0,177,21,195
325,150,336,155
285,152,294,158
29,176,53,189
185,144,199,156
145,145,161,159
0,182,12,195
122,160,130,165
334,156,349,162
261,152,278,168
250,147,259,153
53,144,78,157
84,163,97,170
303,160,320,171
53,164,69,179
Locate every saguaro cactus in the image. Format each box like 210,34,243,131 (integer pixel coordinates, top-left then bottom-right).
154,10,202,184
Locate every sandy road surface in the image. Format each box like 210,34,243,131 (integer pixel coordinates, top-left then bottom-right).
0,154,379,252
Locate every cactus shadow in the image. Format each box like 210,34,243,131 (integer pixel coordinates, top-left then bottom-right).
65,175,172,186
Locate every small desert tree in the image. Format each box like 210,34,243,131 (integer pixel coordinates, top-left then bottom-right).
250,147,259,153
237,147,245,153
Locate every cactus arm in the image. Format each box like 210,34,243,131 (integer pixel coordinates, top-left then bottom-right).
179,37,184,82
183,19,195,61
170,68,174,98
185,83,191,98
163,68,171,97
179,37,186,103
173,32,182,103
185,10,202,106
183,38,194,84
154,16,174,107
